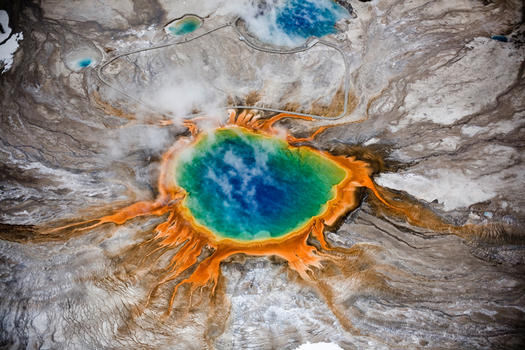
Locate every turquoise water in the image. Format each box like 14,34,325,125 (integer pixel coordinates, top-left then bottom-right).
77,58,92,68
276,0,348,40
168,17,201,36
175,128,346,241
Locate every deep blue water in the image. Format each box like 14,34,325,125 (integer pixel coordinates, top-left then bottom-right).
77,58,92,68
176,128,345,241
276,0,348,39
491,35,508,43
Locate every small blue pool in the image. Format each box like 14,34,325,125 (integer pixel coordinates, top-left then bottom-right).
491,35,508,43
165,15,202,36
77,58,93,68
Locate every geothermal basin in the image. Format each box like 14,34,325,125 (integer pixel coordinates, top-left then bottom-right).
175,127,346,241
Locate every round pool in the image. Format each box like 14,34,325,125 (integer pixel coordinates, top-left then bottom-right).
175,127,346,241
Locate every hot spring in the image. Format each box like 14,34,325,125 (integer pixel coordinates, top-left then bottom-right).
165,15,203,36
276,0,349,40
63,46,101,72
243,0,350,46
175,127,346,241
76,58,93,68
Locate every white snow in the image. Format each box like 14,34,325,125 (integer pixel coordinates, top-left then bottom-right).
461,125,487,137
376,169,497,211
426,136,461,152
0,10,12,42
461,113,524,137
0,10,23,74
363,137,380,146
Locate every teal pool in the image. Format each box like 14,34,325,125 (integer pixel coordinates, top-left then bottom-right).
175,128,346,241
166,16,202,36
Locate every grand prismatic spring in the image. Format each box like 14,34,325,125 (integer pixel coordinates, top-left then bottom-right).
48,110,398,309
1,0,525,349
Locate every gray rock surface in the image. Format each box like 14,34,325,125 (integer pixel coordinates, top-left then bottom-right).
1,0,524,349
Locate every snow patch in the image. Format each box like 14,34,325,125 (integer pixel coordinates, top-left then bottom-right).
376,169,497,211
0,10,23,74
461,114,524,137
426,136,460,152
0,10,12,42
363,137,380,146
461,125,487,137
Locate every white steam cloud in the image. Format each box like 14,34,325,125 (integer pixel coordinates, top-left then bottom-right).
140,65,227,123
99,0,346,159
103,125,173,161
218,0,307,46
